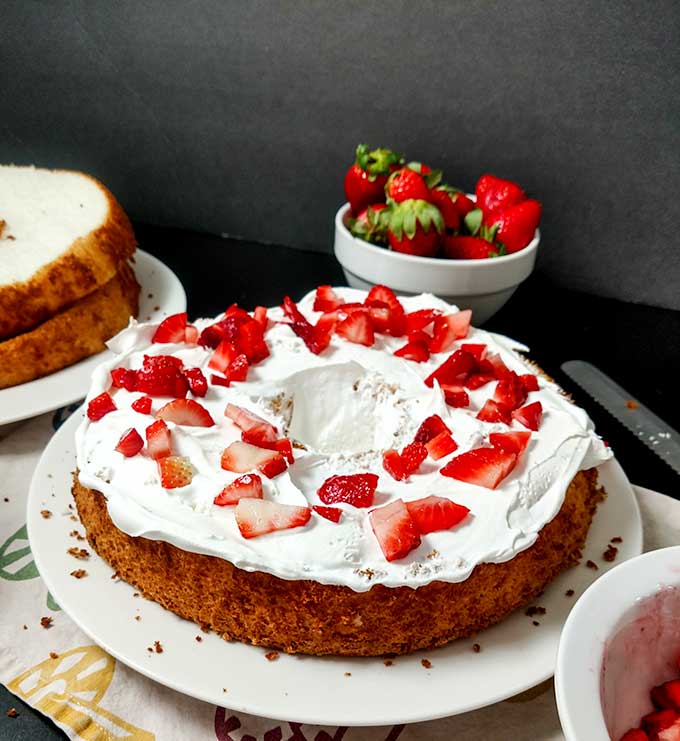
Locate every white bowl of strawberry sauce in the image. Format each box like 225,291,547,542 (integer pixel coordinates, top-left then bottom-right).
334,202,539,325
556,546,680,741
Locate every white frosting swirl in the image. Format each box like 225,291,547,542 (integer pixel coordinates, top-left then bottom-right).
76,289,610,592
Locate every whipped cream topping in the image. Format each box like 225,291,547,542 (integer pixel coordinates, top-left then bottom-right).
76,288,610,592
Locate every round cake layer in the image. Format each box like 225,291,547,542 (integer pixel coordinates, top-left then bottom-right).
73,469,602,656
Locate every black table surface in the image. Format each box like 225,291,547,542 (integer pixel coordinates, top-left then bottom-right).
3,223,679,739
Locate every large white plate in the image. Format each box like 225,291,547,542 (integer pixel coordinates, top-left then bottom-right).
27,411,643,727
0,250,186,427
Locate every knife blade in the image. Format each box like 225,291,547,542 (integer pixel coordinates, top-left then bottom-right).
561,360,680,475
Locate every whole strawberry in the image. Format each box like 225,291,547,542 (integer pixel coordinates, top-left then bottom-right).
483,199,541,253
386,167,432,203
429,186,464,231
348,203,389,244
387,200,444,257
344,144,403,215
442,235,505,260
475,174,526,215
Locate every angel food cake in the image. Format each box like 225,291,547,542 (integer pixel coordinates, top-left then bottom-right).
73,285,610,656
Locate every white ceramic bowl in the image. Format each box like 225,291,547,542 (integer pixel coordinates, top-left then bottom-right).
556,546,680,741
333,202,539,324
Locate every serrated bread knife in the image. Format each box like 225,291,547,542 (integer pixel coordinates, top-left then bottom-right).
561,360,680,475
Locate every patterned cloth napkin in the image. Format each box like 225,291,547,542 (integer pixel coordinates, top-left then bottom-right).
1,405,678,741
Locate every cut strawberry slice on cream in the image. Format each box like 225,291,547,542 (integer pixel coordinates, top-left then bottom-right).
235,499,311,539
383,449,406,481
183,367,208,397
312,505,342,523
441,447,518,489
155,399,215,427
157,455,193,489
131,395,152,415
512,401,543,431
225,404,278,440
136,355,189,398
221,441,287,479
313,285,343,312
367,305,407,336
111,367,138,391
414,414,450,443
253,306,268,330
440,384,470,408
145,419,172,459
460,343,487,362
489,431,531,455
405,308,441,333
428,310,471,353
87,392,116,421
336,312,375,346
493,374,528,411
520,373,540,392
424,349,476,388
236,320,270,364
365,285,404,316
115,428,144,457
476,399,512,424
214,473,263,506
369,499,421,562
394,340,429,362
152,312,188,343
406,496,470,534
184,324,199,344
282,295,332,354
425,431,458,459
317,473,378,508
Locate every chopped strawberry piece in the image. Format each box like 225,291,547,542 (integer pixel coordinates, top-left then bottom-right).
198,323,226,349
87,392,116,421
313,285,343,312
401,441,427,474
225,404,278,439
184,324,199,344
464,372,495,390
619,730,650,741
152,312,188,343
145,419,172,459
489,431,531,455
115,428,144,457
424,349,476,388
313,505,342,523
406,495,469,534
512,401,543,431
520,373,540,392
156,399,215,427
426,431,458,459
273,438,294,464
198,309,250,350
236,320,270,364
428,310,472,353
214,473,263,506
367,305,407,336
317,473,379,508
131,395,152,414
111,367,138,391
369,499,421,562
483,352,513,380
394,340,429,362
493,374,528,411
440,384,470,408
136,355,188,398
336,312,375,346
157,455,193,488
365,285,404,315
208,340,239,375
658,719,680,740
221,441,287,479
383,449,406,481
460,343,487,362
405,309,441,333
315,310,339,336
407,329,432,345
476,399,512,424
337,302,366,313
441,447,518,489
183,367,208,397
642,709,679,736
210,374,231,388
253,306,268,330
235,499,311,539
282,296,331,354
414,414,450,443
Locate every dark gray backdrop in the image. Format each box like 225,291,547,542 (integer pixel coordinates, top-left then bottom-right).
2,1,679,309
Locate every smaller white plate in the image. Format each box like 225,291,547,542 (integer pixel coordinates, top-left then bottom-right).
0,250,186,426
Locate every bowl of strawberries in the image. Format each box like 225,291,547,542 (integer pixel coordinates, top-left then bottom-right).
335,144,541,324
555,546,680,741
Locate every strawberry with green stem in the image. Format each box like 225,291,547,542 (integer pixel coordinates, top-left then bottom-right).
387,199,444,257
344,144,403,215
348,203,389,245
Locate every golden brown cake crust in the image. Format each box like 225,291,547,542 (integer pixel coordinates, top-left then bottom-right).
0,171,137,340
0,262,139,389
72,469,604,656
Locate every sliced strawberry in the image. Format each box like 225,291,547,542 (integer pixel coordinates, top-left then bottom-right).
228,353,249,382
145,419,172,459
367,305,406,336
87,392,116,421
136,355,188,398
208,340,240,375
214,473,263,506
424,349,476,388
198,321,230,349
407,329,433,345
156,399,215,427
152,312,188,343
441,447,517,489
131,395,152,414
440,384,470,408
642,709,678,736
405,309,441,333
460,343,487,362
315,310,339,336
369,499,421,562
111,367,138,391
336,312,375,346
401,441,427,475
493,374,528,411
157,455,193,489
383,449,406,481
211,374,231,388
236,319,270,364
183,367,208,397
394,339,429,362
225,404,278,440
512,401,543,431
464,373,495,390
313,285,343,312
520,373,540,392
406,495,469,534
489,431,531,455
184,324,199,344
317,473,378,508
425,431,458,459
365,285,404,316
253,306,268,330
273,438,294,464
482,352,513,380
221,441,287,479
313,505,342,523
235,499,311,539
428,310,472,353
414,414,450,443
115,428,144,457
476,399,512,424
282,296,331,354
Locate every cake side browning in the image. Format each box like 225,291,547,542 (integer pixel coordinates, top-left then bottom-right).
72,468,604,657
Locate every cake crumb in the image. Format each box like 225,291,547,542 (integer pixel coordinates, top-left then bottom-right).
111,571,120,580
70,530,86,541
147,647,153,653
134,616,141,621
70,569,88,579
603,544,618,562
222,688,227,693
133,592,140,598
265,651,279,662
154,641,163,654
69,515,77,522
67,547,89,560
525,606,546,617
426,549,439,560
421,659,432,669
384,660,393,667
22,624,27,630
40,509,52,519
472,643,481,653
40,616,53,629
344,672,351,677
49,652,59,659
533,620,540,627
195,636,202,642
586,560,598,570
6,708,17,718
356,568,375,579
565,589,575,597
3,497,8,502
611,536,623,544
626,400,638,409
